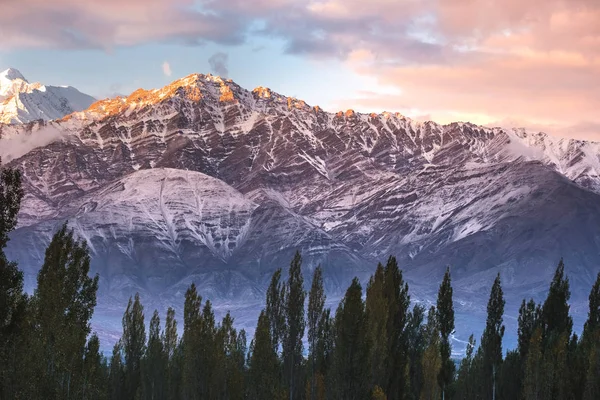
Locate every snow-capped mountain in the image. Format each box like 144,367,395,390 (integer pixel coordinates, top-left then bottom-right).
2,73,600,350
0,68,95,124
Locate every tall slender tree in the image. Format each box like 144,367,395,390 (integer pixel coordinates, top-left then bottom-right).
248,310,282,400
366,263,388,392
283,251,306,400
161,307,179,400
582,272,600,400
383,256,411,399
266,268,286,354
332,277,370,400
142,310,165,400
33,223,100,399
421,306,442,400
436,267,455,400
0,158,25,399
122,293,146,400
308,265,326,400
481,273,505,400
109,341,125,400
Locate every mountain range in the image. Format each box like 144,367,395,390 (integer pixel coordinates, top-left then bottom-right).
1,70,599,352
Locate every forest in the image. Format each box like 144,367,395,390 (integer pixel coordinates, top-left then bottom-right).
1,162,599,400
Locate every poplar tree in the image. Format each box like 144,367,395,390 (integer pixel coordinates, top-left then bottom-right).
436,267,455,399
383,256,410,399
582,272,600,400
421,306,442,400
142,310,165,400
122,293,146,399
283,251,305,400
366,263,388,391
248,310,282,400
308,265,326,400
0,159,25,399
109,341,126,400
33,223,99,399
266,268,286,354
332,277,370,400
481,274,505,400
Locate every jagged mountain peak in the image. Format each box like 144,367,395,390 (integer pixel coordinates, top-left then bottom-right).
1,67,27,82
0,67,95,124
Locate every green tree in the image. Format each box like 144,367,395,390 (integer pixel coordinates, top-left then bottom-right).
80,333,108,400
161,307,179,400
542,259,573,339
436,267,455,400
582,272,600,400
248,310,283,400
122,293,146,399
308,265,326,400
497,350,520,400
383,256,411,400
266,268,286,354
522,328,546,400
481,274,505,400
406,304,426,400
181,283,202,400
540,259,572,399
109,341,126,400
0,159,25,399
454,334,476,400
420,307,441,400
366,263,388,391
518,299,540,359
332,277,370,400
142,310,165,400
283,251,306,400
32,223,99,399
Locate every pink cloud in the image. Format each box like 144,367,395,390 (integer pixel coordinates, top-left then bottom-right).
0,0,597,138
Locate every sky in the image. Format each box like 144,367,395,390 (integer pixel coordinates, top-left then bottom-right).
0,0,598,140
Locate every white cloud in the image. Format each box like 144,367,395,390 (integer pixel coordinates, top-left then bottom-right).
0,125,67,163
162,61,172,77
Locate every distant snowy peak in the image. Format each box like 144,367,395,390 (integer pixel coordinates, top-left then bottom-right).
0,67,96,124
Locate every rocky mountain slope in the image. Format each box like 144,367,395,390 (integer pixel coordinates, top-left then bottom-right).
0,68,95,124
2,73,599,350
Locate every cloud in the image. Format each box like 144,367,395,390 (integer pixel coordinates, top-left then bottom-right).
162,61,172,77
208,52,229,78
0,0,247,50
1,0,598,138
0,125,67,162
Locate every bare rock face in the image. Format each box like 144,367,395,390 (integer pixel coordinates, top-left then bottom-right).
3,73,600,349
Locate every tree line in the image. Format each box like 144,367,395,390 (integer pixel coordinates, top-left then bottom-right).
1,161,599,400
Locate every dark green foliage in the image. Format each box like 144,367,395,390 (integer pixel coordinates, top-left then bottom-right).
436,267,455,398
249,310,283,400
481,274,505,399
455,334,476,400
406,304,426,400
122,293,146,399
332,277,370,400
308,265,326,400
109,341,126,400
3,232,600,400
81,333,108,400
518,298,540,359
0,159,25,399
142,310,165,400
283,251,306,400
32,222,100,399
266,267,286,354
542,259,573,339
383,256,411,400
